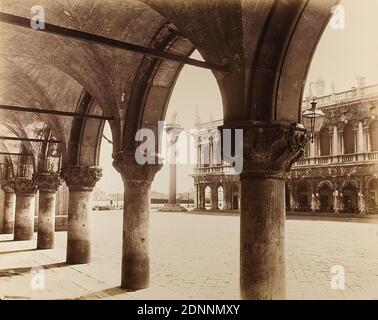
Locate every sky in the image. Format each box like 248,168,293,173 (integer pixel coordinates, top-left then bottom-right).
97,0,378,195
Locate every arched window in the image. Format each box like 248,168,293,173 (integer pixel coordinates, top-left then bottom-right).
369,121,378,151
341,182,358,213
204,186,212,210
343,124,355,154
318,183,333,211
319,127,331,156
367,178,378,213
297,183,310,209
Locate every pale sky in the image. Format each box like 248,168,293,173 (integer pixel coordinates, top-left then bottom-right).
97,0,378,195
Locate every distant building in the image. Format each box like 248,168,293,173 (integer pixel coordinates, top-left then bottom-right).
192,79,378,214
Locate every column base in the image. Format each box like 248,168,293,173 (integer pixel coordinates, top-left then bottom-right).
121,256,149,290
66,239,91,264
37,235,54,250
158,203,187,212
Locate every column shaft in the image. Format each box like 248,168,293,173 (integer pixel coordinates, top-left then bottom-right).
168,163,177,204
113,152,161,290
3,192,15,234
61,167,102,264
14,193,36,240
122,181,150,289
37,191,56,249
221,122,306,300
66,189,92,263
240,177,285,299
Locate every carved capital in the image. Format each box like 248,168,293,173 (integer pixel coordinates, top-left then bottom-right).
33,172,62,193
11,178,38,195
113,151,162,186
1,180,15,193
224,122,307,179
60,167,102,191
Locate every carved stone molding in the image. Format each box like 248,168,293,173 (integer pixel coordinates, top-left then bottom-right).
1,180,15,193
11,178,38,195
60,166,102,191
33,172,62,193
113,151,162,186
222,122,307,179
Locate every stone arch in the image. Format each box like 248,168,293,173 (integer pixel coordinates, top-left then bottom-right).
122,23,195,151
0,151,14,181
316,179,334,193
65,91,106,168
365,175,378,190
340,180,359,213
366,176,378,213
317,179,334,212
204,184,212,210
340,179,359,192
294,181,311,210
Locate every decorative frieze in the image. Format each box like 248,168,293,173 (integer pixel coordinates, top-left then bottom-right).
10,178,38,195
1,180,15,193
222,122,307,179
33,172,62,193
60,166,102,191
113,151,162,186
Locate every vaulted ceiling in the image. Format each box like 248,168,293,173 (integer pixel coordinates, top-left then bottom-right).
0,0,338,171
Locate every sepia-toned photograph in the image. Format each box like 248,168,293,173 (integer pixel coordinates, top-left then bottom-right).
0,0,377,310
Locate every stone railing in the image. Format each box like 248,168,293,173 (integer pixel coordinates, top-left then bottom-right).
293,151,378,167
194,164,236,175
302,84,378,109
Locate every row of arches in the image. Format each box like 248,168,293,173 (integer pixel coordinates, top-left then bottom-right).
196,182,240,211
286,178,378,214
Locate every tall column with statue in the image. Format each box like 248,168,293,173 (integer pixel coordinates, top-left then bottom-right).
159,113,187,212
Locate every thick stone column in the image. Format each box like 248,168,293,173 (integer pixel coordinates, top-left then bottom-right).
224,122,306,300
113,152,162,290
11,178,38,241
1,181,16,234
60,167,102,264
34,173,61,249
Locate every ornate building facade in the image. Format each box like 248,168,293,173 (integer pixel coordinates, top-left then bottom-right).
192,79,378,214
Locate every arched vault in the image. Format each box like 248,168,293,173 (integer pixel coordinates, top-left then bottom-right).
0,0,338,165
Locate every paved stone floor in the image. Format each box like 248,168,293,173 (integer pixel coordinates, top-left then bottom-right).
0,211,377,300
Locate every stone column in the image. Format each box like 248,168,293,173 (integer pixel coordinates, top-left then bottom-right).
211,184,219,210
113,152,162,289
334,190,340,213
332,126,338,155
1,181,16,234
224,122,306,300
357,122,364,153
11,178,38,241
60,167,102,264
33,173,61,249
159,125,186,212
200,186,206,210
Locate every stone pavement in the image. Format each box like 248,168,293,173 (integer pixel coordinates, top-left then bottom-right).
0,211,377,300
